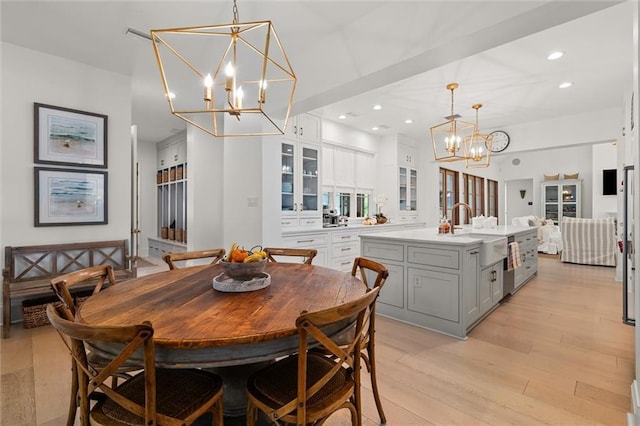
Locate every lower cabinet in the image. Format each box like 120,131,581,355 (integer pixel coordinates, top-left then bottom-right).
408,267,459,322
361,236,482,339
378,263,404,308
514,228,538,291
148,237,187,258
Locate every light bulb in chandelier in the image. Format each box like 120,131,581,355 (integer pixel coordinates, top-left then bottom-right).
445,135,461,153
259,80,267,103
225,62,235,91
203,74,213,104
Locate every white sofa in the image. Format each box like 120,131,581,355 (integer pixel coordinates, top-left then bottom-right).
511,216,563,254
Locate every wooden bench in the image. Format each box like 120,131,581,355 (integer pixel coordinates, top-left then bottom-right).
2,240,135,338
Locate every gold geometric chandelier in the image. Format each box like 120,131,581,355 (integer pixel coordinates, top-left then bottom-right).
150,0,296,137
464,104,493,168
431,83,477,162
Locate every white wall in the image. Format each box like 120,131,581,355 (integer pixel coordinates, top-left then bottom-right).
1,42,132,319
187,118,224,251
592,142,618,218
505,179,534,223
495,144,593,219
1,43,132,246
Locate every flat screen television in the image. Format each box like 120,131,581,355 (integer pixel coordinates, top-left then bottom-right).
603,169,617,195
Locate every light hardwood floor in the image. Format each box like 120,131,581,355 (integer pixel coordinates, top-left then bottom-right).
0,257,634,425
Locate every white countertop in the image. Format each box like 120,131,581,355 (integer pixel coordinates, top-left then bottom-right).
359,225,534,245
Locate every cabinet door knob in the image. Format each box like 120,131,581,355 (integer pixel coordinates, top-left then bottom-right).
300,127,303,136
293,125,297,135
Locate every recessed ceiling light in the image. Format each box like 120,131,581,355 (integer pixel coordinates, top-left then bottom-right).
559,81,573,89
372,126,379,131
405,119,413,124
547,51,564,60
373,104,382,111
338,114,346,120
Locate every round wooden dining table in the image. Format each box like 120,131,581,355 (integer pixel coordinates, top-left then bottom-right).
78,262,366,416
78,262,366,367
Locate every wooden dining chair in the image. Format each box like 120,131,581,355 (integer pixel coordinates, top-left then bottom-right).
50,265,138,426
350,257,390,424
162,249,226,270
263,247,317,264
245,286,380,426
46,303,224,426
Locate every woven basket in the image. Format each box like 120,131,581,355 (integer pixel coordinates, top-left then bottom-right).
22,293,91,329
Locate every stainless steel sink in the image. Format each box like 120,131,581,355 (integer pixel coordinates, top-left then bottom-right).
453,233,508,266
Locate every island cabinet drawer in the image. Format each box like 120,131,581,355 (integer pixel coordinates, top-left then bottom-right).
281,233,329,248
378,263,404,309
361,242,404,262
407,267,459,322
332,240,359,259
331,231,360,244
407,246,459,270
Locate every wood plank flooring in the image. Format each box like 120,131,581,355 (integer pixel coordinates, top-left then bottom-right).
0,257,634,425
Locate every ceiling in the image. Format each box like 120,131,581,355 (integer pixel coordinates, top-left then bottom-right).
1,1,632,145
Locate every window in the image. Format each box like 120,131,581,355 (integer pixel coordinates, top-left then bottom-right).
463,173,485,223
439,167,459,224
487,179,498,222
356,193,370,218
335,192,351,217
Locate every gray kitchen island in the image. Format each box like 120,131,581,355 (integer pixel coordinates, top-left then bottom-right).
360,226,537,339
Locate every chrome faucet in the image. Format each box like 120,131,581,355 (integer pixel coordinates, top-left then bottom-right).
449,202,472,234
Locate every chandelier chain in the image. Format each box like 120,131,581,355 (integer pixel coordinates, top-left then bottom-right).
232,0,239,26
450,87,455,117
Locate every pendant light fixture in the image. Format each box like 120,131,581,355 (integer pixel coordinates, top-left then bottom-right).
463,104,493,168
150,0,297,137
430,83,476,162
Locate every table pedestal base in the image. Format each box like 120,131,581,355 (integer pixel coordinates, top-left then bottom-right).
208,361,274,417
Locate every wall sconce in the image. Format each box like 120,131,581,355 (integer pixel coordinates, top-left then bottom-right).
519,189,526,199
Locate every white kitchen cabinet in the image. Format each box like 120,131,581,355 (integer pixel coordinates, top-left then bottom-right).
356,151,376,189
333,147,355,187
155,139,187,253
398,167,417,220
322,145,334,187
157,141,187,169
280,231,329,266
281,140,322,223
397,142,418,222
284,113,321,143
541,179,582,229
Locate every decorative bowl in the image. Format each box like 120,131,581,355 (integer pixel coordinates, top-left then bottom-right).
219,259,267,281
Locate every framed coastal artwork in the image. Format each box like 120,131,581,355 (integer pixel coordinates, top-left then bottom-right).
34,103,107,168
34,167,108,226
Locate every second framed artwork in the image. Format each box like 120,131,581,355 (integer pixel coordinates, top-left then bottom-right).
34,103,108,168
35,167,108,226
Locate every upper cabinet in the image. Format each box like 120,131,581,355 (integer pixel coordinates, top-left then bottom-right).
158,140,187,169
284,114,321,143
333,147,355,187
281,141,322,227
541,179,582,229
398,143,418,221
356,151,375,189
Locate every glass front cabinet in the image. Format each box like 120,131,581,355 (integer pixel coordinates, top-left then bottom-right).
541,179,581,229
281,140,322,227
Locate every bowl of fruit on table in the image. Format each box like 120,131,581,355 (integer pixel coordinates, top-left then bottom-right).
219,243,267,281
